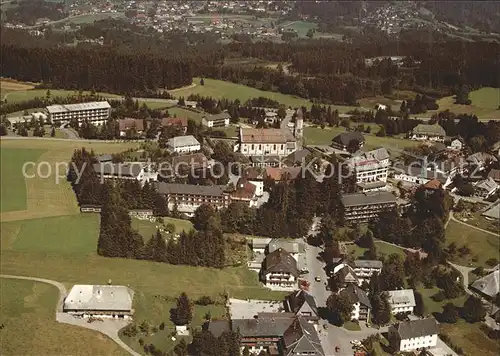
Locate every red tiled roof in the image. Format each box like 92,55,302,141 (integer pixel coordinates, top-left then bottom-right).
119,118,144,131
424,178,442,190
161,117,188,127
265,167,302,181
231,178,256,200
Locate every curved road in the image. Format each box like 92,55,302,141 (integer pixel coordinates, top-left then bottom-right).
0,274,141,356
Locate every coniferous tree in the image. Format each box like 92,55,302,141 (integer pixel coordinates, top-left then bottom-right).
170,292,193,326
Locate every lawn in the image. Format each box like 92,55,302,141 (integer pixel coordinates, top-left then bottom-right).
167,106,205,123
0,278,126,355
417,286,467,316
0,79,35,98
445,220,500,267
62,12,125,24
131,217,194,239
0,139,139,222
346,241,406,260
303,126,419,156
440,320,499,356
170,77,357,113
3,87,121,104
343,320,361,331
280,21,318,37
413,87,500,121
0,148,46,213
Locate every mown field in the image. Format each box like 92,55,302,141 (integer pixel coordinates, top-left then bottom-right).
0,278,127,356
445,220,499,267
170,77,357,113
0,139,139,222
0,79,35,98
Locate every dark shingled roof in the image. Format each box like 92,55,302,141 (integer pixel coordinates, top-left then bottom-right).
157,182,227,197
332,131,365,146
285,149,311,166
93,162,145,178
207,320,231,338
284,290,319,317
339,284,371,308
263,248,299,277
283,317,325,356
232,313,295,337
390,318,439,339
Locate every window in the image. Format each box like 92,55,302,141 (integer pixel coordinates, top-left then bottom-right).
259,144,262,150
273,144,276,150
251,144,254,150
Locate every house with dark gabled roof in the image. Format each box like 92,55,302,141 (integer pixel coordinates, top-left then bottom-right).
261,248,299,290
331,131,365,151
409,124,446,142
282,317,325,356
284,290,319,322
339,284,371,322
332,263,360,287
388,318,439,352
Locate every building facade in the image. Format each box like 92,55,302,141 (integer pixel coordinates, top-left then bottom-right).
167,135,201,153
339,284,371,322
202,112,231,128
348,148,390,184
331,132,365,151
236,128,298,158
352,260,383,284
387,289,416,315
93,162,157,185
46,101,111,125
388,318,439,352
261,248,299,290
157,182,230,216
342,192,397,224
409,124,446,142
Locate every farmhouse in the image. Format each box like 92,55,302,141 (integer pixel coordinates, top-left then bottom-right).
347,147,390,184
488,169,500,183
118,118,144,137
202,112,231,128
236,128,298,159
388,318,439,352
160,117,188,134
331,132,365,151
341,191,397,224
339,284,371,322
157,182,230,216
46,101,111,126
261,248,299,290
230,177,258,207
409,124,446,142
446,137,464,151
387,289,416,315
167,135,201,153
332,264,360,287
63,285,134,319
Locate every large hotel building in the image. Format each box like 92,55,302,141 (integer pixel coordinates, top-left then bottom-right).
46,101,111,125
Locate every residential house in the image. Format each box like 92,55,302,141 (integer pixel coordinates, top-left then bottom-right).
471,270,499,299
243,167,265,196
202,112,231,128
160,117,188,134
282,317,325,356
347,148,390,184
268,239,305,263
432,142,447,154
93,162,157,185
482,200,500,221
265,167,302,182
446,137,464,151
423,178,443,191
466,152,498,171
339,284,371,322
236,128,298,164
284,148,311,167
157,182,230,216
473,177,499,198
118,118,144,137
387,289,416,315
230,177,257,207
341,192,397,224
352,260,383,284
332,264,360,287
63,285,134,319
388,318,439,352
46,101,111,126
96,154,113,163
392,165,447,186
357,181,387,193
261,248,299,290
409,124,446,142
284,290,319,322
331,132,365,151
167,135,201,153
171,153,210,173
488,169,500,183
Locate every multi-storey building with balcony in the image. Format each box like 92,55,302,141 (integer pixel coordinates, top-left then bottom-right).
93,162,157,186
339,284,371,322
157,182,230,216
387,289,416,315
342,191,397,224
261,248,299,290
46,101,111,126
352,260,383,284
202,112,231,128
389,318,439,352
347,148,390,185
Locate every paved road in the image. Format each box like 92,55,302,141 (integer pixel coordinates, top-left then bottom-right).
0,274,140,356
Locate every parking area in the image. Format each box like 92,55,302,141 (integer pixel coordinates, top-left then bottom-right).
228,298,283,319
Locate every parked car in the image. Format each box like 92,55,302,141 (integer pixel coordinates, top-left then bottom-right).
315,276,321,282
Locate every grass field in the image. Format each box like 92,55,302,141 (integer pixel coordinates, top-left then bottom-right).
413,87,500,120
167,106,205,123
0,139,139,222
0,148,46,213
445,220,499,267
0,79,35,98
440,320,499,356
280,20,317,37
303,126,419,156
346,241,406,260
131,217,194,239
170,77,357,113
62,12,125,24
3,88,122,103
0,278,127,355
417,286,467,316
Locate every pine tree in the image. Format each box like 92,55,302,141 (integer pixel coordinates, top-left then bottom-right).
171,293,193,326
50,126,56,137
